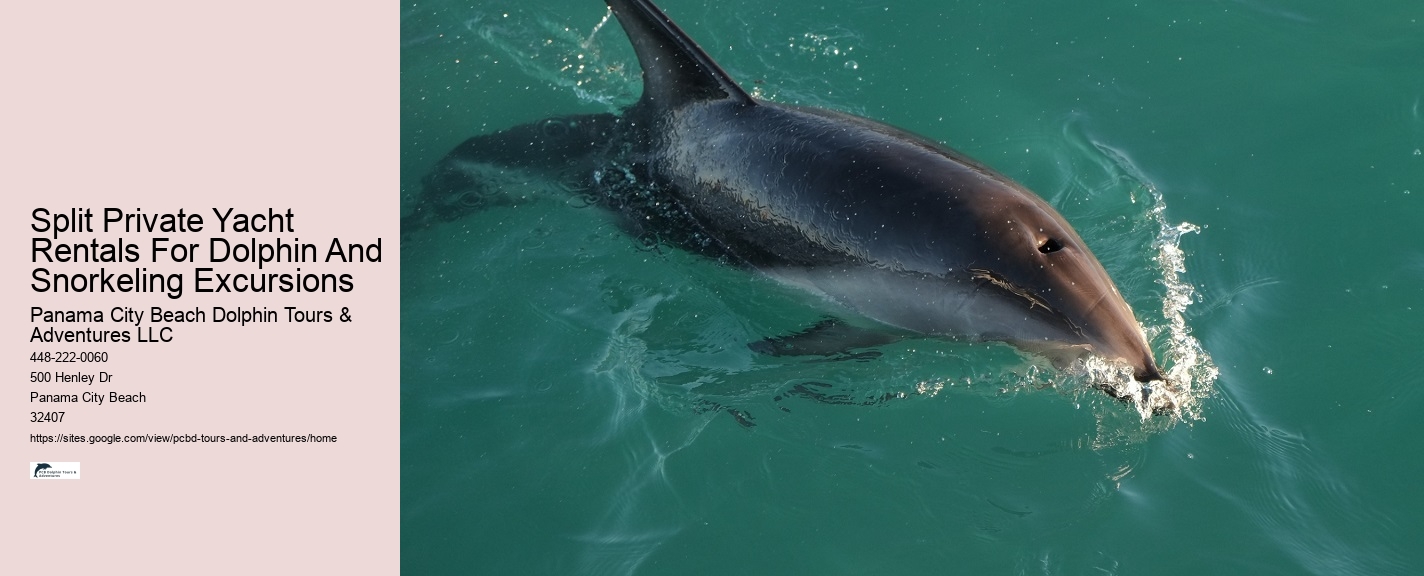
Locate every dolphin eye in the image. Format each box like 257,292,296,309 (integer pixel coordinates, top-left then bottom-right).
1038,238,1063,254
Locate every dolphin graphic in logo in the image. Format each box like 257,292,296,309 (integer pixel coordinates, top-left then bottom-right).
33,463,51,477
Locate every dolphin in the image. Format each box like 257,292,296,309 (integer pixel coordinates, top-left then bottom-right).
405,0,1165,393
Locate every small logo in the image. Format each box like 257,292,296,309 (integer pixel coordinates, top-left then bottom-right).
30,461,80,480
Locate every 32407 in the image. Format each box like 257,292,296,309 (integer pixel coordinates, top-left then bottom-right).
32,412,65,423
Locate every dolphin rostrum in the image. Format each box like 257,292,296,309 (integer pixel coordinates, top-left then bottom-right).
405,0,1166,395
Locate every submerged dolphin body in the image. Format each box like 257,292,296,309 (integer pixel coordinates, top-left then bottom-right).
406,0,1165,391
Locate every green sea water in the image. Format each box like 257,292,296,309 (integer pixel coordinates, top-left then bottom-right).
400,1,1424,573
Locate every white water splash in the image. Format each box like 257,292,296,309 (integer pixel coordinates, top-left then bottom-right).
1147,192,1219,421
1079,189,1218,424
465,7,638,108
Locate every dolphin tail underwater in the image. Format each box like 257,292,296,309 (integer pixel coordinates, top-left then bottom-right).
406,0,1168,398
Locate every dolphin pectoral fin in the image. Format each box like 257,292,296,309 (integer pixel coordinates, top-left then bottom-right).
773,381,900,408
1004,339,1091,371
748,318,902,359
693,399,757,428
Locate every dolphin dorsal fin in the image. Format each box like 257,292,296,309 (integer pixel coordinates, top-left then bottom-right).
605,0,755,109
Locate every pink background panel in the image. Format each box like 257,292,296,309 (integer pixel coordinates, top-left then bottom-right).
2,2,398,573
